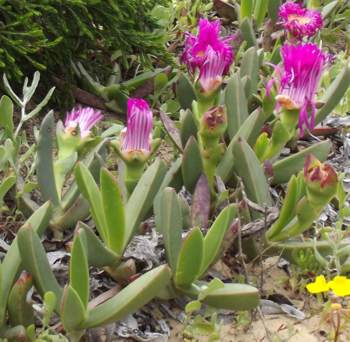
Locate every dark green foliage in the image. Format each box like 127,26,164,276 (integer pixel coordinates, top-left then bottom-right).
0,0,170,81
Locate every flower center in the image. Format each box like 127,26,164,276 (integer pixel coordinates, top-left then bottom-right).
288,15,312,25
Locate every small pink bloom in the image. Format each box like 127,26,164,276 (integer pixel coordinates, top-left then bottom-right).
182,19,234,93
65,106,103,138
122,98,153,153
277,43,329,135
279,1,323,40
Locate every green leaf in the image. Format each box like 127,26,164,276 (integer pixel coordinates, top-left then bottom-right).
233,138,272,216
78,222,120,267
0,202,52,326
254,0,269,27
54,152,78,197
17,226,62,309
8,272,34,327
61,286,86,332
74,163,107,241
125,159,167,248
321,0,338,19
154,188,183,270
315,66,350,125
160,111,183,152
272,140,332,184
200,205,237,276
37,111,60,207
202,283,259,310
182,136,203,192
0,174,16,205
217,108,265,183
0,95,14,138
240,0,254,20
240,47,259,97
268,0,281,23
101,168,125,254
225,73,249,139
240,18,257,48
70,230,89,309
175,227,204,287
43,292,57,327
180,110,198,147
79,265,172,328
177,73,196,110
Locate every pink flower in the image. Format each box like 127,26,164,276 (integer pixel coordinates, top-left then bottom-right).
122,98,153,153
182,19,234,93
276,43,328,135
65,106,103,138
279,1,323,40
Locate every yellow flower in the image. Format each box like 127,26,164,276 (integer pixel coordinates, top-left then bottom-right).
306,275,329,294
328,276,350,297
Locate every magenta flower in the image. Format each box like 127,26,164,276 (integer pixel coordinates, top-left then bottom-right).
279,1,323,40
182,19,233,93
65,106,103,138
121,98,153,154
276,43,328,135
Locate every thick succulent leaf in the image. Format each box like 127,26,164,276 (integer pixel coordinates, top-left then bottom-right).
154,188,183,270
61,285,86,332
74,163,107,241
218,108,265,183
177,73,196,110
78,222,119,267
191,175,211,229
0,174,16,205
0,95,14,138
268,0,281,22
181,136,203,192
8,272,34,327
180,110,198,147
79,265,172,328
175,227,204,287
54,152,78,197
17,226,62,309
272,140,332,185
322,0,339,19
316,66,350,125
240,18,257,48
37,111,60,207
240,47,259,97
240,0,254,20
202,283,259,310
225,73,249,139
124,159,167,247
254,0,269,27
101,168,125,254
0,202,51,326
200,205,237,276
160,111,183,151
70,230,89,309
233,138,272,215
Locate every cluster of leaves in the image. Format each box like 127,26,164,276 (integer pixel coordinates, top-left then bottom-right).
0,0,171,82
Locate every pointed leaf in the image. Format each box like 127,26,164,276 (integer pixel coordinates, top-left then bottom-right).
78,222,119,267
240,18,257,48
61,285,86,332
233,138,272,216
79,265,172,328
37,111,60,207
225,73,249,139
240,0,254,20
200,205,237,275
272,140,332,184
180,110,198,147
17,226,62,309
175,227,204,287
182,136,203,192
240,47,259,97
177,73,196,110
254,0,269,27
125,159,167,247
0,95,14,137
70,230,89,309
0,174,16,205
101,168,125,254
218,108,265,182
160,111,183,151
74,163,107,241
154,188,183,270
